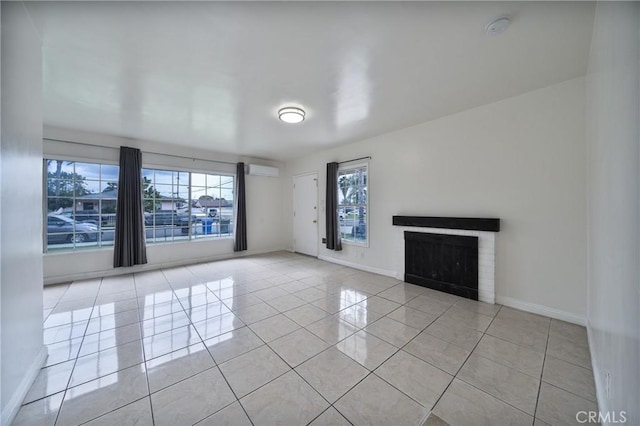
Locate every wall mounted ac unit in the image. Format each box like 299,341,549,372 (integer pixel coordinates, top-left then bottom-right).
248,164,280,177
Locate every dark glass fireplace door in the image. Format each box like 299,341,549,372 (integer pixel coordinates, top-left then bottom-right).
404,231,479,300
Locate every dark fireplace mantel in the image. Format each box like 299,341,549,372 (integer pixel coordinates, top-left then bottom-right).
393,216,500,232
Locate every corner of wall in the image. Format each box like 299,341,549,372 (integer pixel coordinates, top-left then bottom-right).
496,296,586,326
585,2,640,424
0,346,47,426
1,1,45,420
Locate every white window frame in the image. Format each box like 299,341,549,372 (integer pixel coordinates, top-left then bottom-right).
338,161,369,247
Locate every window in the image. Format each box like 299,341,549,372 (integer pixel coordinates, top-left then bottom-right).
142,168,190,243
45,159,234,252
338,163,368,244
190,172,235,239
142,168,234,243
45,159,119,252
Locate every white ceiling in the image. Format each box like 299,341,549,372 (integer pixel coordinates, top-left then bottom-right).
27,2,595,161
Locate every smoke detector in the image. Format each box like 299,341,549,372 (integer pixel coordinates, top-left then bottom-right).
485,16,511,36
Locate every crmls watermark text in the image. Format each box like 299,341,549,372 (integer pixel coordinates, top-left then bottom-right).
576,411,627,424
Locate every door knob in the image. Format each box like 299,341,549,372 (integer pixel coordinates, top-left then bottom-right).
313,220,317,223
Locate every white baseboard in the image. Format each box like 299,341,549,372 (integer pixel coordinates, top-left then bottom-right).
1,345,48,426
313,258,586,326
44,246,288,285
586,319,606,414
317,255,397,279
496,295,586,325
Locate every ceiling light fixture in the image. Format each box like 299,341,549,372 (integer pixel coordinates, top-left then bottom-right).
278,107,305,124
485,16,511,36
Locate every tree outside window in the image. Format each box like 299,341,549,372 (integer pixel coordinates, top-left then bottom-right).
338,164,368,244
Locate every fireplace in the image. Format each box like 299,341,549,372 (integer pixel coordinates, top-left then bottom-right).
404,231,479,300
393,216,500,303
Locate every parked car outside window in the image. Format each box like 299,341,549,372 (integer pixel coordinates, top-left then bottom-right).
47,214,99,244
144,211,190,227
61,209,112,226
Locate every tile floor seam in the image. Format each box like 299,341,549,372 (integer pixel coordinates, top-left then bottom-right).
45,284,73,312
236,394,259,426
324,370,376,420
20,387,66,407
53,277,103,426
462,350,542,380
75,395,149,426
453,302,504,371
134,275,157,426
544,351,594,371
469,332,546,376
302,406,334,426
189,399,244,426
90,300,140,319
264,328,364,413
302,319,359,346
391,297,469,378
287,365,338,410
171,285,237,346
44,283,70,305
194,320,251,424
310,405,355,426
66,346,145,389
215,316,288,425
232,370,290,424
330,401,359,426
537,381,598,405
533,315,552,420
453,374,536,419
369,369,445,414
419,301,505,425
248,308,304,328
343,331,404,372
539,373,599,404
413,367,463,422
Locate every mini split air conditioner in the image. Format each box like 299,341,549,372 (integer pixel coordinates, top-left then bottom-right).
248,164,280,177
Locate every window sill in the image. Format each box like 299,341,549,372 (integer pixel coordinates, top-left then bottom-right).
44,246,114,256
44,236,235,255
341,240,370,248
146,236,234,247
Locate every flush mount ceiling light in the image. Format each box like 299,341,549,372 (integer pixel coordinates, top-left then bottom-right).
485,16,511,36
278,107,305,124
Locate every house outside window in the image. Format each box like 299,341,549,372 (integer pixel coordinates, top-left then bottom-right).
338,163,368,245
189,172,235,240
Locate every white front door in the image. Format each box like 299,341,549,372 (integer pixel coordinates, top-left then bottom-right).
293,173,318,257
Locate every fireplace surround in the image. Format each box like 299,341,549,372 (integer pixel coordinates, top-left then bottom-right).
393,216,500,303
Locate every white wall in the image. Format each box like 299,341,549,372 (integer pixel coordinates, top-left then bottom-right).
586,2,640,424
285,77,587,323
43,127,288,283
1,2,47,424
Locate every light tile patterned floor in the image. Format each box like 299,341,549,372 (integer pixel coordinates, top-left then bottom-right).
16,252,597,426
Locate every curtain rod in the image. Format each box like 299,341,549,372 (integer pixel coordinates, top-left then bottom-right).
44,137,240,166
338,156,371,164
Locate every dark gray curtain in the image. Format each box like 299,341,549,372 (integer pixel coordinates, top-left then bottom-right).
113,147,147,267
326,162,342,251
234,162,247,252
